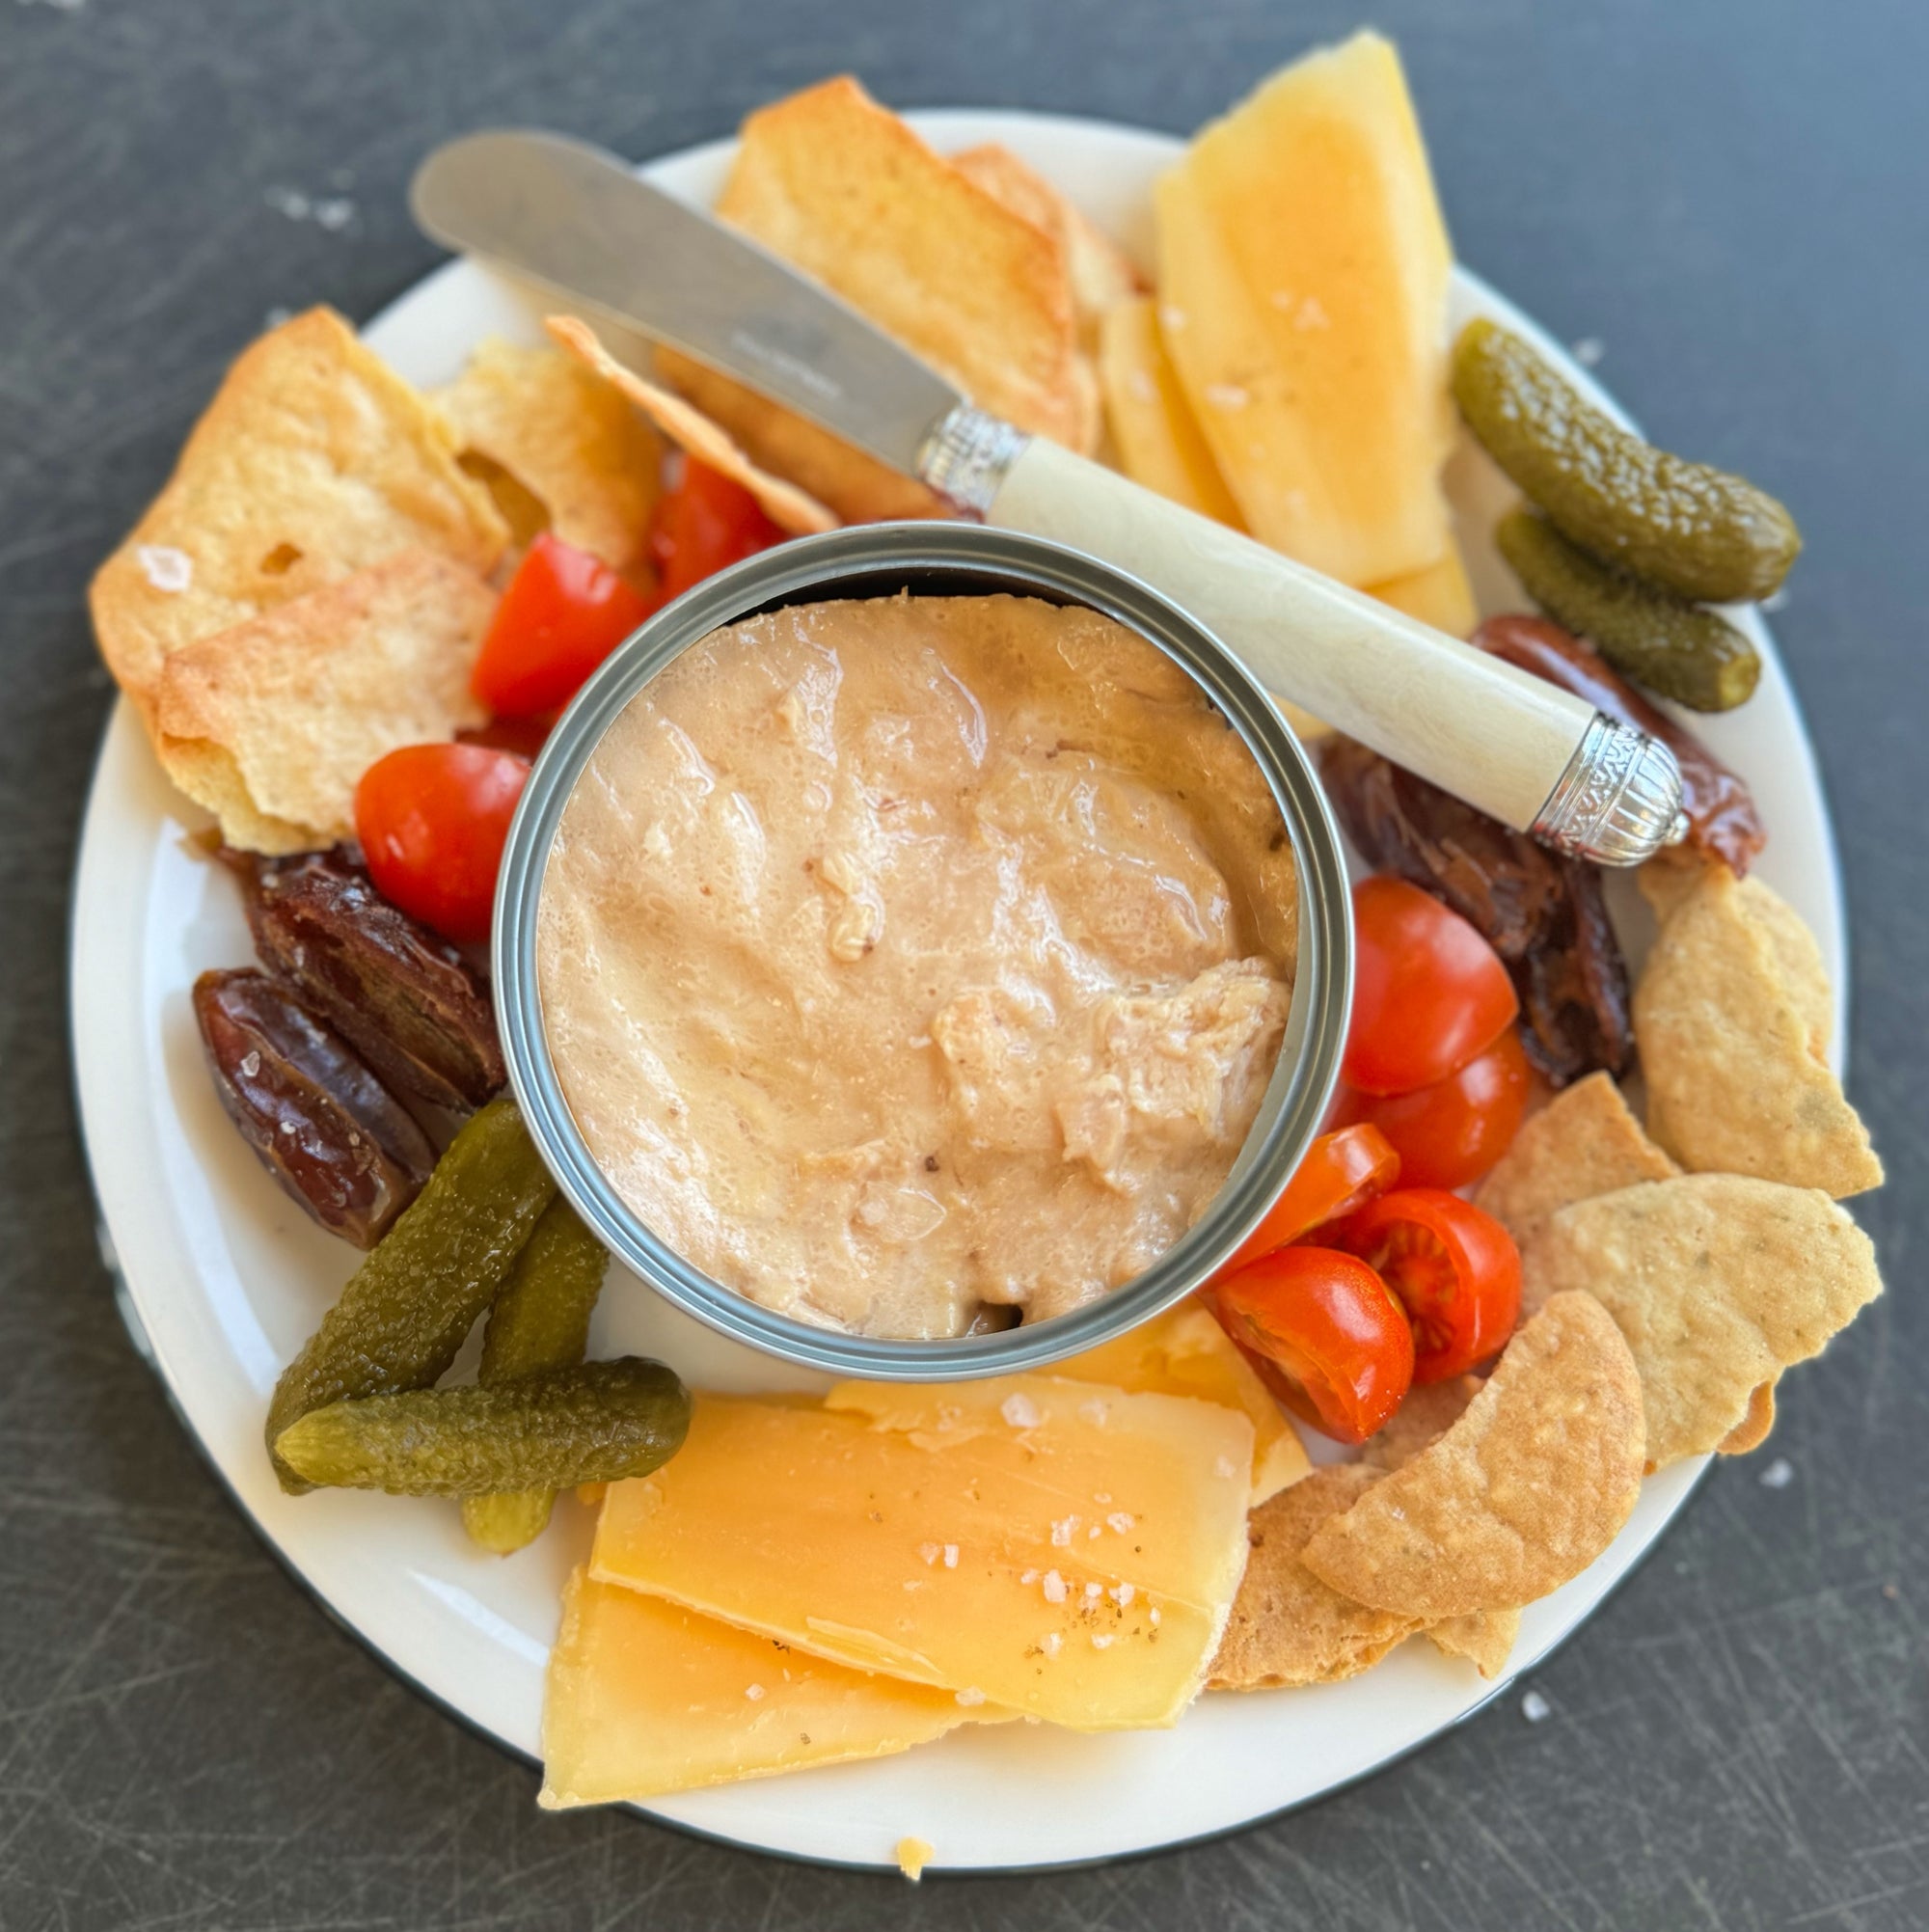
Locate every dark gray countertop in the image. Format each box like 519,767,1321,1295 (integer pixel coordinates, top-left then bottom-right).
3,1,1924,1926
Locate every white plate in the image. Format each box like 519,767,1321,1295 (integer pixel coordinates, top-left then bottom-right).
70,111,1846,1873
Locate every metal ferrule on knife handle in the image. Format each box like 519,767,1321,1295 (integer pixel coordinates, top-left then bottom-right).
915,405,1687,867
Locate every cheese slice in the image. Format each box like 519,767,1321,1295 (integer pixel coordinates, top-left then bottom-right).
591,1374,1253,1729
1053,1300,1310,1502
540,1570,993,1808
1367,539,1477,639
1099,297,1247,528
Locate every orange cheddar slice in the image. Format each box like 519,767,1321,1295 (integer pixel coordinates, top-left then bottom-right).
540,1570,995,1808
591,1374,1253,1729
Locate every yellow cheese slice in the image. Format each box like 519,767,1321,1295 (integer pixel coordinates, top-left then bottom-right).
1053,1300,1311,1503
1099,296,1247,528
540,1570,994,1808
1367,538,1477,639
591,1374,1253,1729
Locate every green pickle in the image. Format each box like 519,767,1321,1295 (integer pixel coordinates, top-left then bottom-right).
1497,509,1761,712
265,1096,557,1493
273,1359,691,1496
460,1198,611,1555
1454,318,1800,604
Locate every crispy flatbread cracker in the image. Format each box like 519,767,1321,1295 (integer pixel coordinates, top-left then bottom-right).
950,142,1146,348
1518,1174,1881,1468
1303,1293,1644,1619
1720,1379,1779,1456
1635,864,1878,1196
652,350,946,525
437,338,663,573
1475,1072,1680,1246
545,317,835,536
1426,1608,1521,1679
717,77,1097,453
90,308,505,718
153,549,494,852
1208,1465,1421,1689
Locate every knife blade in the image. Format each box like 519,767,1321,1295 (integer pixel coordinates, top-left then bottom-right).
408,129,1685,865
411,129,962,476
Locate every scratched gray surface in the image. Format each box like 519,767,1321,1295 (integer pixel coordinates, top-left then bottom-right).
2,0,1925,1926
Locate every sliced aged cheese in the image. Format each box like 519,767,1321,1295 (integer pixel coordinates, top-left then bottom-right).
1054,1300,1310,1501
1367,540,1477,639
541,1571,996,1808
591,1375,1253,1729
1099,296,1247,527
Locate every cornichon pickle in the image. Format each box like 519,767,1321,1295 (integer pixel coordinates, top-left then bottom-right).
1454,318,1800,603
273,1358,691,1496
1496,508,1761,712
460,1199,611,1554
265,1096,556,1492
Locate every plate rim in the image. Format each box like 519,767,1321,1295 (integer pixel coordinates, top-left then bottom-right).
68,104,1845,1874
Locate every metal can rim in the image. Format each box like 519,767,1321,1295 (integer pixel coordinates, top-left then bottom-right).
493,521,1352,1381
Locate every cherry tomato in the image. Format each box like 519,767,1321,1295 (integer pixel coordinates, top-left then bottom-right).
1335,1028,1533,1191
651,457,786,601
1213,1124,1401,1281
1209,1246,1415,1444
354,744,529,944
470,532,654,720
1344,876,1518,1096
1330,1187,1521,1385
458,714,553,761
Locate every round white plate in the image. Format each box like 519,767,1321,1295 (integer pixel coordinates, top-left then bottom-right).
70,111,1845,1874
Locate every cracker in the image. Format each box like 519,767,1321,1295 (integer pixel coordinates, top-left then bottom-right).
1635,864,1878,1196
1208,1465,1421,1689
717,77,1097,453
545,317,835,535
1303,1293,1644,1619
1426,1608,1520,1679
90,308,505,718
153,549,494,852
1720,1379,1779,1456
1736,878,1834,1061
1475,1071,1679,1246
437,337,663,574
1518,1174,1881,1468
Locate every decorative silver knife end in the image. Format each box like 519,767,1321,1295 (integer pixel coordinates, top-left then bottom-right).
1531,714,1688,865
916,404,1030,516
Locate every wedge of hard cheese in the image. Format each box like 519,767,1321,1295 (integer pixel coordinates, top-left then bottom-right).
1054,1299,1310,1502
541,1570,999,1808
591,1374,1254,1729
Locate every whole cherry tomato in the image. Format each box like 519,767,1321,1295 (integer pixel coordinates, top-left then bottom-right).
1344,876,1518,1096
1335,1028,1533,1191
470,532,655,721
1330,1187,1521,1385
354,744,530,944
1213,1124,1401,1281
652,457,786,600
1209,1246,1415,1444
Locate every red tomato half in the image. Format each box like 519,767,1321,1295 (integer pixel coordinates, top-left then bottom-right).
355,744,530,944
1335,1028,1533,1191
1330,1187,1521,1385
651,458,786,601
1344,876,1518,1096
471,532,655,721
1213,1124,1401,1281
1209,1246,1415,1444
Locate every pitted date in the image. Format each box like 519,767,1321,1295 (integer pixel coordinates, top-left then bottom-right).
1319,738,1633,1087
224,849,505,1111
194,969,436,1248
1475,613,1766,877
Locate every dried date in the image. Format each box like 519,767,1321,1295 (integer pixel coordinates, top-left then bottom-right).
194,968,436,1248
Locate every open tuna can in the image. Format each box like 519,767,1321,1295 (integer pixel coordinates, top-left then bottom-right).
493,521,1352,1380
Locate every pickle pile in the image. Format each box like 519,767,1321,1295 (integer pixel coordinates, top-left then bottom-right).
1454,318,1800,711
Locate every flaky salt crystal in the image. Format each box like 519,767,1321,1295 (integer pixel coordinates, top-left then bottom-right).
942,1543,959,1569
1105,1511,1134,1535
136,544,192,593
1042,1569,1068,1605
955,1686,986,1707
1000,1392,1042,1429
745,1684,766,1701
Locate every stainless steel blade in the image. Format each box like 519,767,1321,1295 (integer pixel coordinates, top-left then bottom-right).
410,129,964,476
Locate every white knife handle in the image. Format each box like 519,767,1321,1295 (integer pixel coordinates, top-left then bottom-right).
921,415,1684,862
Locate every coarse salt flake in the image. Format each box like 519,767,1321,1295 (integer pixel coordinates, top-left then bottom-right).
136,545,192,593
942,1543,959,1568
744,1684,766,1701
1050,1516,1077,1547
1091,1633,1115,1649
1111,1583,1134,1608
1084,1582,1103,1602
1042,1569,1068,1605
955,1686,986,1706
1149,1607,1161,1628
1000,1392,1042,1429
1041,1631,1062,1658
1105,1511,1134,1534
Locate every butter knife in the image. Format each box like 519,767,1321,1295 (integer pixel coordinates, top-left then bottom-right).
411,128,1685,864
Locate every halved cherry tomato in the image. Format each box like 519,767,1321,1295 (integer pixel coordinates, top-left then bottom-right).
1344,876,1518,1096
471,532,654,720
354,744,530,944
1329,1187,1521,1385
1335,1028,1533,1191
1208,1247,1415,1444
651,457,786,601
1213,1124,1401,1281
